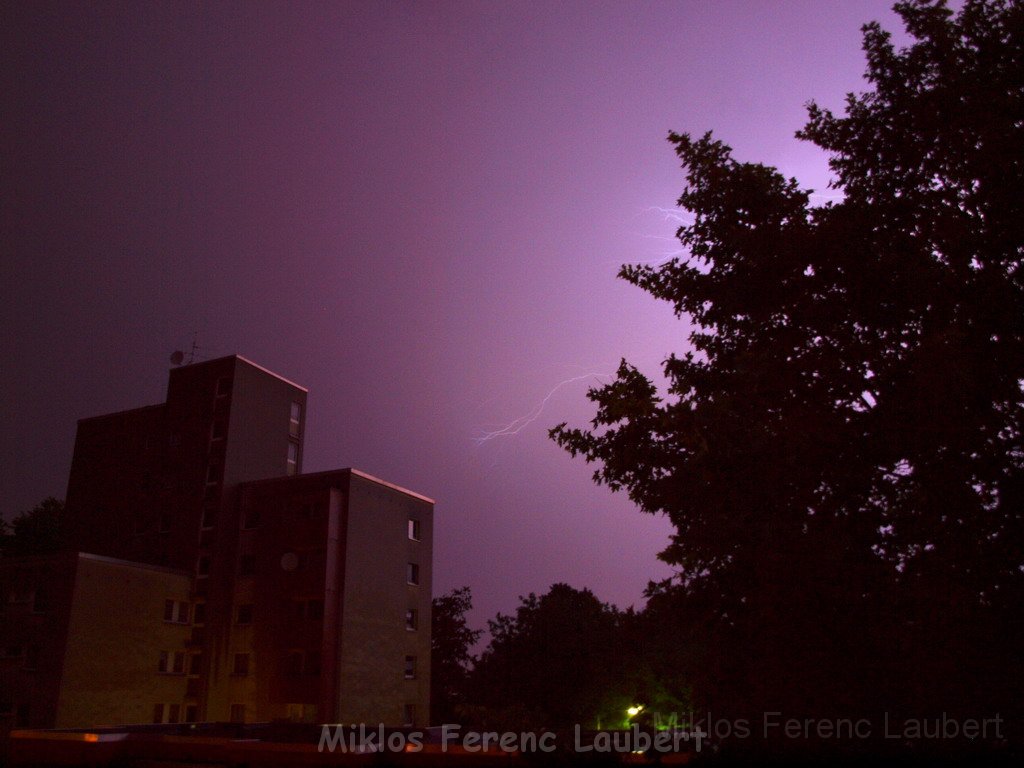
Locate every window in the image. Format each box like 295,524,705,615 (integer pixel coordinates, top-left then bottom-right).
405,609,418,631
241,508,260,530
206,463,221,484
286,441,299,475
286,651,303,677
229,704,245,723
289,402,302,437
189,654,203,675
197,556,211,577
9,585,32,604
403,704,415,727
216,377,232,397
406,562,419,585
306,599,324,621
167,703,181,724
239,555,256,576
164,600,190,624
408,518,421,541
404,655,417,680
185,705,198,723
233,653,250,676
158,651,186,674
211,420,227,440
158,514,171,533
236,604,254,625
153,704,165,724
193,602,207,625
201,507,217,529
31,587,49,614
305,649,322,676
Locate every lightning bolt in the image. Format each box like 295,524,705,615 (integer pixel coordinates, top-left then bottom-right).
473,372,615,445
611,206,696,267
643,205,693,225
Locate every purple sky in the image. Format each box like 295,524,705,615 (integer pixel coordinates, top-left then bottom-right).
1,1,905,629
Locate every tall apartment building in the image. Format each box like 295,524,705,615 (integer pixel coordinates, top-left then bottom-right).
1,356,432,731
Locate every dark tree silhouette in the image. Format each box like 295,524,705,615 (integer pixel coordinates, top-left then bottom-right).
431,586,482,723
553,0,1023,748
1,497,64,557
467,583,624,730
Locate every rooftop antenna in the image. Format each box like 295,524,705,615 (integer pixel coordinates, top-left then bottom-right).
169,332,200,367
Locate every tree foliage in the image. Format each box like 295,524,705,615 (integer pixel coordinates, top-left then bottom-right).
468,584,624,730
431,586,483,723
1,497,64,557
552,0,1024,733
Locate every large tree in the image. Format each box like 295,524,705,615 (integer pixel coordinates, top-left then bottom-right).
1,497,64,557
467,583,624,730
553,0,1023,742
431,587,483,723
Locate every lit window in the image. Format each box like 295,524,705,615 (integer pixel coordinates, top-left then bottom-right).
404,655,416,679
236,604,254,625
406,562,419,585
408,518,421,541
233,653,250,675
405,609,418,631
289,402,302,437
286,441,299,475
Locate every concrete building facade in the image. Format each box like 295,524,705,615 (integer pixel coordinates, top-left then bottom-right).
1,356,432,731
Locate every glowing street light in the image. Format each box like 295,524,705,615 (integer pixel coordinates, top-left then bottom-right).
626,705,644,717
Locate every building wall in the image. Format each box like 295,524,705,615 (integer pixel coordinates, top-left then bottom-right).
0,553,78,732
55,555,193,728
338,472,432,726
16,357,431,730
205,475,334,723
63,405,172,565
166,356,308,722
